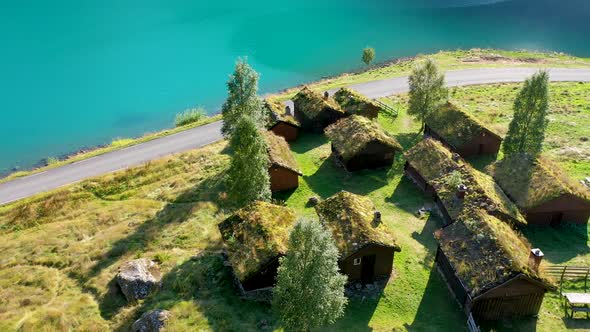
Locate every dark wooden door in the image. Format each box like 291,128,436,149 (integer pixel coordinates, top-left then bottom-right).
361,254,376,284
550,212,563,227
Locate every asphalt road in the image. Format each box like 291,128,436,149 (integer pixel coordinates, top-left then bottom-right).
2,67,590,205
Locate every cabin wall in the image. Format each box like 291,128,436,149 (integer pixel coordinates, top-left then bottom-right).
294,102,346,133
525,195,590,225
269,166,299,192
470,278,547,320
456,130,502,157
404,163,435,196
339,141,396,171
434,195,454,226
424,125,501,158
240,256,281,292
340,244,395,283
271,122,299,142
435,247,469,307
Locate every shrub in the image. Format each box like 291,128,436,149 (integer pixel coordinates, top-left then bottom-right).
175,107,206,127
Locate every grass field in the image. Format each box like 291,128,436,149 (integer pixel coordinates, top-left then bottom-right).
1,78,589,331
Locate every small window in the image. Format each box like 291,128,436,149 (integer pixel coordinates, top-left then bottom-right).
353,258,362,266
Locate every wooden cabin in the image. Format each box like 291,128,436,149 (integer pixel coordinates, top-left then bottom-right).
333,87,381,119
404,138,526,227
293,86,347,133
325,115,402,171
265,99,300,141
488,154,590,225
218,201,297,297
424,102,502,158
263,131,302,192
315,191,401,284
435,210,552,321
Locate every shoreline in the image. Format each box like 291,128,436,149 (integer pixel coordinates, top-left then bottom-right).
3,48,590,183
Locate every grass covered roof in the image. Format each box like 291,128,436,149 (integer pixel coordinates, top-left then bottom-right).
435,210,549,298
433,167,527,226
333,87,381,116
405,138,525,225
488,154,590,209
315,191,400,259
263,131,302,175
293,86,345,120
425,102,501,148
265,99,300,127
218,201,297,281
325,115,402,161
404,138,462,184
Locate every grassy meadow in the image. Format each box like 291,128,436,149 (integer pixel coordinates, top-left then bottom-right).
1,79,589,331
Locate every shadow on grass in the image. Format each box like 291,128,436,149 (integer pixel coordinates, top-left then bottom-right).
290,133,329,154
304,157,392,199
116,251,274,331
73,171,228,319
324,283,386,331
404,267,466,332
394,132,423,151
522,224,589,264
411,214,446,267
466,154,499,172
387,175,433,215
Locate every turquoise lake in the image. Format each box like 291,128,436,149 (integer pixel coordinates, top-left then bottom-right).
1,0,590,173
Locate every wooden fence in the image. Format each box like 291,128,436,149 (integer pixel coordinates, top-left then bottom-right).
374,100,399,118
545,265,590,293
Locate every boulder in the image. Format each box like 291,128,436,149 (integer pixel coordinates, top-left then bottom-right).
307,196,320,207
117,259,161,302
131,309,171,332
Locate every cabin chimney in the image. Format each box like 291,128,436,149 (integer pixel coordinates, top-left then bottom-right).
528,248,544,272
456,184,468,199
285,105,292,116
373,211,382,224
323,91,330,100
452,153,461,162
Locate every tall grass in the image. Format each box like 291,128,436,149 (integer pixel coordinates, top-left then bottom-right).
175,107,206,127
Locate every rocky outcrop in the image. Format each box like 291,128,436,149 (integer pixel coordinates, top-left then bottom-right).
117,259,161,302
131,309,171,332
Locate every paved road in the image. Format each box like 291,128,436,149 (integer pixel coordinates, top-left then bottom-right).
2,67,590,205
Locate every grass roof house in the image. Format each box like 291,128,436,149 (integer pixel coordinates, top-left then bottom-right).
263,131,302,192
325,115,402,171
435,210,552,321
333,88,381,119
293,86,346,133
425,102,502,158
488,154,590,225
404,138,526,227
315,191,401,284
218,201,297,296
265,99,300,141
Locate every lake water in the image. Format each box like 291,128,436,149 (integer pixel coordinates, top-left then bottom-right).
1,0,589,173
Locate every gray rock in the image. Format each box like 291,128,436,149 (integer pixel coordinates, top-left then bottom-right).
307,196,320,207
131,309,170,332
117,259,161,302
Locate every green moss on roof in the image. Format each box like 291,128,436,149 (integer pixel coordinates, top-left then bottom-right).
333,88,381,117
488,154,590,209
315,191,400,259
425,102,500,148
433,166,527,226
405,138,525,225
292,86,345,120
325,115,402,161
263,131,302,175
404,138,461,183
218,201,297,281
265,99,300,127
436,210,549,297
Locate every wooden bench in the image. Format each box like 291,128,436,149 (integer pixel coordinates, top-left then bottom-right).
563,292,590,318
546,265,590,319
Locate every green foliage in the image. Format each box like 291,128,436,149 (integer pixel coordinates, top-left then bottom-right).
445,170,463,188
362,47,375,66
503,70,550,156
226,116,271,205
273,219,347,331
408,58,448,130
175,107,206,127
221,58,266,137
